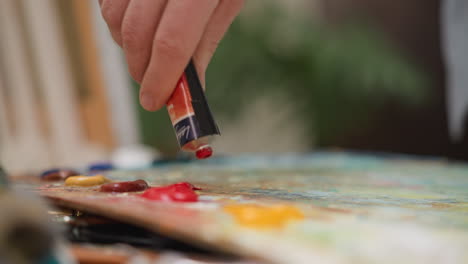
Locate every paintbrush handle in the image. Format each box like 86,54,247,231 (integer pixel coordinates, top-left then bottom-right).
0,165,8,187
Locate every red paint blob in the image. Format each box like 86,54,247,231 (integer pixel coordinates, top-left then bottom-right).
173,181,202,190
196,146,213,159
99,179,149,193
141,182,199,202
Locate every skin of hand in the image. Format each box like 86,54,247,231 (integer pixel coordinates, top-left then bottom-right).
98,0,244,111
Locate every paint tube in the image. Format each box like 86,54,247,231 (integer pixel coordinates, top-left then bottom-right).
166,60,220,159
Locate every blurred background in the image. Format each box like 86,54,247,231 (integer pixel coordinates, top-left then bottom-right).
0,0,467,173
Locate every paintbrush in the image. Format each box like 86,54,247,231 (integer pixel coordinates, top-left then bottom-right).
0,166,8,187
0,166,74,263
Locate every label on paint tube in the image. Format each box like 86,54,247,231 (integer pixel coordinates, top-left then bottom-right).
166,60,220,151
167,74,200,147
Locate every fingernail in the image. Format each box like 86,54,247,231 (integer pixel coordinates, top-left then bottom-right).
140,92,154,111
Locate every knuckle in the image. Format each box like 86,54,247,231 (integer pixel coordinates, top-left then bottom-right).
100,1,119,27
154,37,186,61
121,21,139,51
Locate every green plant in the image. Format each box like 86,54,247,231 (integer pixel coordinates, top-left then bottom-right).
135,5,429,154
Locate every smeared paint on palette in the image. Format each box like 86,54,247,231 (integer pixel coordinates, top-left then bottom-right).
141,183,199,202
15,152,468,264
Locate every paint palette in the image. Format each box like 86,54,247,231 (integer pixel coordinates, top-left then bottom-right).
17,152,468,264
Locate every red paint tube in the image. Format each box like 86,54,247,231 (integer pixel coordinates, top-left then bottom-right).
166,60,220,159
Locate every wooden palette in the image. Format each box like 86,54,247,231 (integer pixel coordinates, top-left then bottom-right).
15,152,468,264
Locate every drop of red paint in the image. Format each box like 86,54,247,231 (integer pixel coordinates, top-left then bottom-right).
196,146,213,159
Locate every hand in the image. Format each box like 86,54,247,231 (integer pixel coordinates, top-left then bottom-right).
99,0,244,111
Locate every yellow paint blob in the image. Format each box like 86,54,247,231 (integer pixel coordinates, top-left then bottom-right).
65,175,110,187
224,204,304,229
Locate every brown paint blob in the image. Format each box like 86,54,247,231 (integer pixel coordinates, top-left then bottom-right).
99,180,149,193
42,170,79,181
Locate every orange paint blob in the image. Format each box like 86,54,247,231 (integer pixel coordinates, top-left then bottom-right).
224,204,304,229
